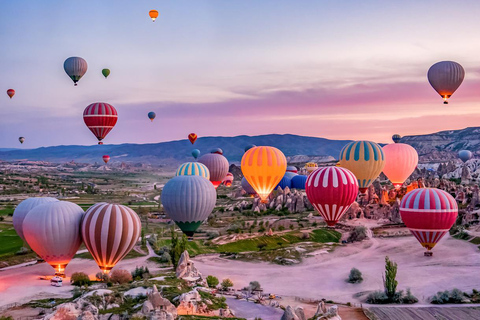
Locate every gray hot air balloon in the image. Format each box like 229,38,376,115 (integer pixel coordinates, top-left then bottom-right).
198,152,229,189
241,177,256,195
161,175,216,236
427,61,465,104
13,197,59,241
459,150,473,163
64,57,88,86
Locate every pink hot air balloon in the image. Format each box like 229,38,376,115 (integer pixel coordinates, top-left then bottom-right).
198,152,229,189
103,155,110,164
223,172,234,187
305,167,359,227
382,143,418,189
400,188,458,256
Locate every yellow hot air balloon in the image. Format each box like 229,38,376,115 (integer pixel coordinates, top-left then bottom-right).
149,10,159,22
338,141,385,194
305,162,318,174
241,146,287,202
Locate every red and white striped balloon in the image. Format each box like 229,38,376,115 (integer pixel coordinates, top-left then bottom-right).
306,167,359,226
83,103,118,145
400,188,457,252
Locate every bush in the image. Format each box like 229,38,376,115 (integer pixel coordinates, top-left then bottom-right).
70,272,91,287
402,289,419,304
110,269,132,284
257,243,267,250
366,291,389,304
249,281,262,291
431,288,465,304
159,252,172,264
348,268,363,283
72,287,83,299
15,247,29,255
221,278,234,290
206,231,219,240
95,272,110,282
131,266,150,280
348,226,368,242
206,275,219,288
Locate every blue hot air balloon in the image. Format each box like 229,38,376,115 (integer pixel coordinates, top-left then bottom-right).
291,175,308,189
244,144,256,152
192,149,200,160
275,175,293,190
148,112,156,122
459,150,473,163
211,148,223,155
392,134,401,143
241,177,256,195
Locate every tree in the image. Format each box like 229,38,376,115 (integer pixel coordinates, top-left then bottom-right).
110,269,133,284
249,281,262,292
170,227,187,268
221,278,234,290
70,272,91,287
207,275,219,288
383,256,398,300
348,268,363,283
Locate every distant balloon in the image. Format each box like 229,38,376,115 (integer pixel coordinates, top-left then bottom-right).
13,197,59,241
188,133,197,144
7,89,15,99
244,144,256,152
149,10,159,22
102,155,110,164
382,143,418,189
241,177,256,195
286,166,298,174
162,175,216,236
18,137,25,144
102,68,110,78
275,174,292,190
392,134,401,143
23,201,84,275
241,146,287,201
427,61,465,104
64,57,88,86
176,162,210,180
198,153,229,189
223,172,234,187
211,148,223,155
305,162,318,174
400,188,458,255
306,167,359,226
339,141,385,194
192,149,200,160
291,175,308,190
459,150,473,163
83,102,118,145
148,111,156,122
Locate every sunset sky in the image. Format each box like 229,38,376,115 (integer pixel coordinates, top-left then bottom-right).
2,0,480,148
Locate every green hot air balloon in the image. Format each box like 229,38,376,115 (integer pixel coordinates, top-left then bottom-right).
161,175,216,237
102,69,110,78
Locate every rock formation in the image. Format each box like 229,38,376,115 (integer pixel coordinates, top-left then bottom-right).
176,250,205,285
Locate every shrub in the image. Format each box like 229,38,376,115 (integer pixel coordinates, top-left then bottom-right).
159,252,172,264
206,231,219,240
131,266,150,280
110,269,132,284
348,226,368,242
95,272,110,282
278,226,285,231
15,247,29,255
70,272,91,287
257,243,267,250
249,281,262,291
72,287,83,299
402,289,419,304
431,288,465,304
348,268,363,283
366,291,389,304
221,278,234,290
0,216,4,221
206,275,219,288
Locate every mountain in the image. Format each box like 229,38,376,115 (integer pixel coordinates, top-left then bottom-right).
0,134,351,165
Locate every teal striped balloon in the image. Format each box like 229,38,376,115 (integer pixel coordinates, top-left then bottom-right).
176,162,210,180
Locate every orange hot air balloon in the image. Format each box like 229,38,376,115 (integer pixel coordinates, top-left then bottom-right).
188,133,197,144
149,10,159,22
241,146,287,202
382,143,418,189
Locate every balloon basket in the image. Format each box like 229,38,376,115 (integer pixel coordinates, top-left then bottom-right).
443,101,448,104
424,251,433,257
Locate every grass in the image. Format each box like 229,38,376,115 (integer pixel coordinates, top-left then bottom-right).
75,248,145,260
470,237,480,245
0,207,14,216
155,239,217,256
25,297,72,308
0,223,24,257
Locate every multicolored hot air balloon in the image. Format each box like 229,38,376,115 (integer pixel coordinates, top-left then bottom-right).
241,146,287,201
291,175,308,190
223,172,234,187
192,149,200,160
338,141,385,194
306,167,358,226
400,188,458,256
162,175,216,236
13,197,59,241
102,68,110,78
149,10,159,22
148,111,156,122
427,61,465,104
211,148,223,155
241,177,256,195
286,166,298,174
81,203,141,273
305,162,318,174
198,152,229,189
392,134,401,143
188,133,197,144
7,89,15,99
23,201,84,275
176,162,210,180
459,150,473,163
83,102,118,145
64,57,88,86
382,143,418,189
18,137,25,144
103,155,110,164
244,144,256,152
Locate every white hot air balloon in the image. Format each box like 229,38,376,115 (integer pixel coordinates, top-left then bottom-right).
12,197,59,241
64,57,88,86
427,61,465,104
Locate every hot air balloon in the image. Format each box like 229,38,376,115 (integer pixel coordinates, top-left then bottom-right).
305,162,318,174
23,201,84,275
188,133,197,144
400,188,458,256
81,203,141,273
306,167,359,226
103,155,110,164
286,166,298,174
7,89,15,99
291,175,308,190
148,112,156,122
192,149,200,160
459,150,472,163
241,146,287,201
64,57,88,86
392,134,401,143
102,68,110,78
13,197,59,241
339,141,385,194
241,177,256,195
223,172,234,187
244,144,256,152
161,175,216,236
382,143,418,189
427,61,465,104
176,162,210,180
18,137,25,144
198,152,229,189
276,175,292,190
83,102,118,145
211,148,223,155
149,10,159,22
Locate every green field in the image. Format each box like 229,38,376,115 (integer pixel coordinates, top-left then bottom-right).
155,239,217,256
0,207,14,216
75,248,146,260
0,224,24,257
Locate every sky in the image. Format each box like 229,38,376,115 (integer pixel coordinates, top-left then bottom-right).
2,0,480,148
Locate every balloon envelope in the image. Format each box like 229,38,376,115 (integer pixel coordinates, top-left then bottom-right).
83,102,118,144
427,61,465,104
459,150,472,163
13,197,59,241
176,162,210,180
244,144,256,152
286,166,298,173
103,155,110,164
382,143,418,189
211,148,223,155
392,134,401,143
198,153,229,189
7,89,15,99
223,172,234,187
305,162,318,173
291,175,308,190
192,149,200,160
102,68,110,78
188,133,197,144
241,177,256,195
148,111,156,122
18,137,25,144
149,10,159,21
64,57,88,86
